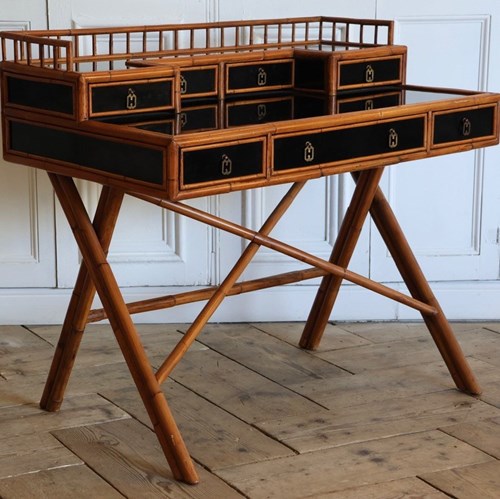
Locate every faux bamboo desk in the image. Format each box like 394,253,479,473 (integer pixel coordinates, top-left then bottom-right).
1,17,500,484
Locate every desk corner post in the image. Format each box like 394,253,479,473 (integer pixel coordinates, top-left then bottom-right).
40,180,124,412
45,173,199,484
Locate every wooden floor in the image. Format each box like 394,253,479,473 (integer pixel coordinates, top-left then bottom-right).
1,321,499,498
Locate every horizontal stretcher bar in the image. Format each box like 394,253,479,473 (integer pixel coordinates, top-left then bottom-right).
127,191,438,317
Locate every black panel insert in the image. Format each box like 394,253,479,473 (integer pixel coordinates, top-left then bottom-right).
183,141,263,185
433,106,495,144
181,68,216,96
273,117,425,171
227,61,293,91
7,76,74,115
294,58,326,91
91,80,173,114
9,120,164,184
339,58,401,87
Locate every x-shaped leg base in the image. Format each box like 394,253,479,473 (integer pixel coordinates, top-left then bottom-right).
41,166,480,484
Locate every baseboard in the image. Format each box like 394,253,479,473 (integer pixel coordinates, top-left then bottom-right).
1,280,499,324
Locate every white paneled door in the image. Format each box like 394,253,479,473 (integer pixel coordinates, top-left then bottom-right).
1,1,498,323
374,0,500,319
0,2,58,324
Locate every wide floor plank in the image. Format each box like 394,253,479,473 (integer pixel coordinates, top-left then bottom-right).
0,464,124,498
256,390,500,452
102,383,294,471
420,460,500,499
53,418,244,498
217,431,492,498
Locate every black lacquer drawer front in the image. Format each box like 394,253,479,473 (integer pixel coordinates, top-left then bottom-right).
180,67,217,97
433,106,496,145
182,140,265,187
226,60,294,93
338,57,402,89
8,120,164,184
90,78,174,116
6,75,74,116
273,117,425,172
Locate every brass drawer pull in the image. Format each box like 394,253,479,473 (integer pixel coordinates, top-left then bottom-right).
365,64,375,83
304,141,315,162
221,154,232,175
462,117,472,136
257,67,267,86
388,128,399,149
126,88,137,110
180,75,188,94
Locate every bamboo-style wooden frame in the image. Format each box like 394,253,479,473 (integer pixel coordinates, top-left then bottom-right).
1,16,500,485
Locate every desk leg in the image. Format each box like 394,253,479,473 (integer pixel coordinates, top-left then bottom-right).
41,185,123,412
48,174,199,484
300,167,385,350
367,185,481,395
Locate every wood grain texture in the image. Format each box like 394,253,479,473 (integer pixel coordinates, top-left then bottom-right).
306,477,450,498
0,394,129,437
256,390,500,452
0,433,82,479
53,418,244,498
101,384,294,471
420,460,500,499
0,465,124,499
439,416,500,459
251,321,372,351
0,322,499,496
185,323,349,386
216,431,492,498
169,347,325,423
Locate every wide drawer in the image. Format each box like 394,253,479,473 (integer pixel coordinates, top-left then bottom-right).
226,60,294,94
89,78,174,117
338,56,403,90
273,116,426,172
432,105,496,146
181,139,266,187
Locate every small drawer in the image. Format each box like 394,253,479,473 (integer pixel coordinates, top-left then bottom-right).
226,60,294,94
182,139,266,187
432,105,496,146
338,56,403,90
89,78,174,116
273,116,425,172
180,66,218,98
226,97,293,126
